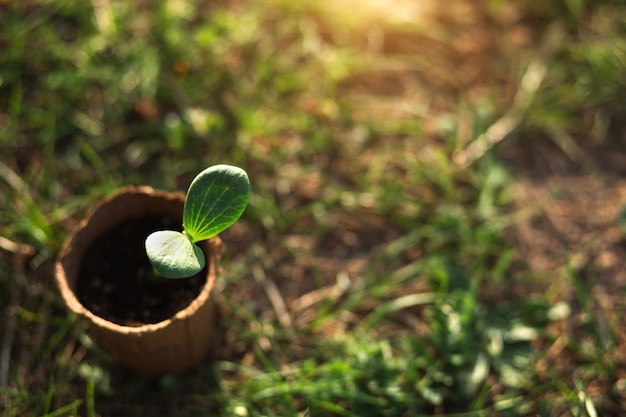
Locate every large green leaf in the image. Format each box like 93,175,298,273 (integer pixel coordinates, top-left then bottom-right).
145,230,205,279
183,164,250,242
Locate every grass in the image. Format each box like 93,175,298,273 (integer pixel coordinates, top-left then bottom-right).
2,0,626,415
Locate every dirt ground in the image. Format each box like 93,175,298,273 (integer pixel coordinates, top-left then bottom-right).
499,129,626,352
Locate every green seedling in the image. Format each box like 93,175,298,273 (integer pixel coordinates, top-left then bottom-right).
145,164,250,279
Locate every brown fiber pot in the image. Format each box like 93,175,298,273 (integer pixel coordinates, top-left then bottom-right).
55,186,222,376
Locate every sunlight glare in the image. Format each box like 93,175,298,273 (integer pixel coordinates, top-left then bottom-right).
320,0,436,27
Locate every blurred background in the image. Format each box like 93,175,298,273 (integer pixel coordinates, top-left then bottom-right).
2,0,626,415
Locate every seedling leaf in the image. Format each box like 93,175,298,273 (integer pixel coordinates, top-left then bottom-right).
183,164,250,242
145,230,205,278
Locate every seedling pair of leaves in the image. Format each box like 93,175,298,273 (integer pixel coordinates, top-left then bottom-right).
145,164,250,279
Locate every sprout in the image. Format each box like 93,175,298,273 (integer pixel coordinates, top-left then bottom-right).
145,164,250,278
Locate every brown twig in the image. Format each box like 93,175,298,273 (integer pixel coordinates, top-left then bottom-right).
0,236,36,260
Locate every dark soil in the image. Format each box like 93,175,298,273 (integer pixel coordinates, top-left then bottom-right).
76,215,206,326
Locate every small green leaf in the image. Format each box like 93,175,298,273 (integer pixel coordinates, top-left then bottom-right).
183,164,250,242
145,230,205,279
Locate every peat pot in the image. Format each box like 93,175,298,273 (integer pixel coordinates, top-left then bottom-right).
55,186,222,376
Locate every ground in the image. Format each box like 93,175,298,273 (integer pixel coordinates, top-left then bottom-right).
1,0,626,415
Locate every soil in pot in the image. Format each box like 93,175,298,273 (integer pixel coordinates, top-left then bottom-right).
76,214,207,326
